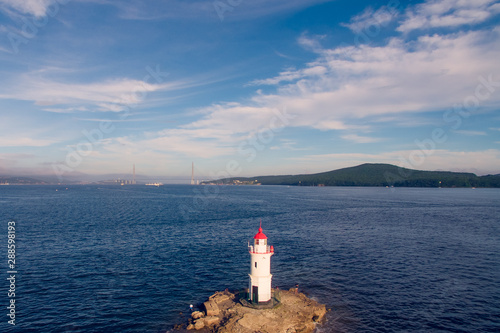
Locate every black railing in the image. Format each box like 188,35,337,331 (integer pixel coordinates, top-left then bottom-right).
238,288,281,309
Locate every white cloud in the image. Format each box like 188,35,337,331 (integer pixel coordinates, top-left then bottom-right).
342,5,398,33
314,120,350,130
88,102,297,161
453,130,487,136
43,106,89,113
341,134,384,143
397,0,500,32
244,29,500,131
0,137,57,147
92,103,297,160
0,75,186,112
57,12,499,169
75,116,161,123
127,26,500,159
0,0,56,17
0,44,12,54
142,132,234,159
4,0,499,176
250,68,306,86
251,64,328,86
297,33,326,53
97,0,331,22
269,139,304,151
99,130,234,160
181,103,288,136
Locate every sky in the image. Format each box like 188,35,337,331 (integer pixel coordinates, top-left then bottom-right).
1,0,500,182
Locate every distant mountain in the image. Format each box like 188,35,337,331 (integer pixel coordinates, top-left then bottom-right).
0,176,47,185
203,163,500,188
0,172,154,185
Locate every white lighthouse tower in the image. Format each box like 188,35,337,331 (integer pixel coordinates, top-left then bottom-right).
248,222,274,303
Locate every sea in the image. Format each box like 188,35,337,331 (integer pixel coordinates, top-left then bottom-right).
0,185,499,333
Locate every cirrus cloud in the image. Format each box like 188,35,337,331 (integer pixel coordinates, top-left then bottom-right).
126,21,500,162
0,0,56,17
0,73,193,112
397,0,500,32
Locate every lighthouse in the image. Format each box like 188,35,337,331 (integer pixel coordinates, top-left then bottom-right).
248,222,274,303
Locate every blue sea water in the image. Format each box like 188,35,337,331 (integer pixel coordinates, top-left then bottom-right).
0,185,499,332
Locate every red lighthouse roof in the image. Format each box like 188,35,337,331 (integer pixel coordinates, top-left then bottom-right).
254,221,267,239
254,227,267,239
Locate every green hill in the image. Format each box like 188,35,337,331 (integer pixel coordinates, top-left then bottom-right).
0,176,47,185
203,163,500,188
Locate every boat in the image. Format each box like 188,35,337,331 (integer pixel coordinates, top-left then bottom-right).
145,183,163,187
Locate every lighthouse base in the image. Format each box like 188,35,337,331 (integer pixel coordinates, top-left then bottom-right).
248,274,272,303
240,290,280,310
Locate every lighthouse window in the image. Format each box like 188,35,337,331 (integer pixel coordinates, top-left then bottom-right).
255,262,257,268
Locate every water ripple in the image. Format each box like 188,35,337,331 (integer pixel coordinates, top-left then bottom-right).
0,186,499,332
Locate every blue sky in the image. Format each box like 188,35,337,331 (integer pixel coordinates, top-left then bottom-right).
1,0,500,181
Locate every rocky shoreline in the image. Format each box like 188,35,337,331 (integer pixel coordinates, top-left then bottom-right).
175,288,327,333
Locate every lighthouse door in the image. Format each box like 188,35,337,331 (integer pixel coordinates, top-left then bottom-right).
252,286,259,303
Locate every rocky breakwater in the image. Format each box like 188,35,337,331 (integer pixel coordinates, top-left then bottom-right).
183,288,327,333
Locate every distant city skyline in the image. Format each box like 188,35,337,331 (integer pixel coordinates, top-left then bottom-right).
1,0,500,181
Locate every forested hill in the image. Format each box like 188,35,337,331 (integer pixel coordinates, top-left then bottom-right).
0,176,47,185
204,163,500,187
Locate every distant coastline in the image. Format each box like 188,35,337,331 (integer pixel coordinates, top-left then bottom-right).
2,163,500,187
0,176,48,185
201,163,500,188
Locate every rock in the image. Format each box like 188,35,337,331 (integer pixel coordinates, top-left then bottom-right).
312,304,327,322
204,315,220,326
203,300,220,316
194,319,205,330
237,313,263,331
186,324,195,330
180,289,327,333
209,292,231,304
191,311,204,319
